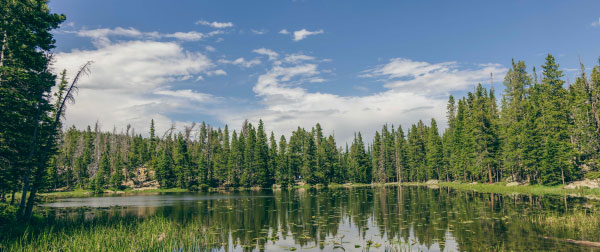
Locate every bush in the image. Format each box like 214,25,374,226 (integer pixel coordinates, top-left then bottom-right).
198,184,209,192
0,203,17,227
584,171,600,180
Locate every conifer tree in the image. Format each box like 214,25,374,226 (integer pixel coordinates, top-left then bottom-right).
426,119,443,180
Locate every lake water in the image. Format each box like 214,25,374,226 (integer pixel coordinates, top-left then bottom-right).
41,186,600,251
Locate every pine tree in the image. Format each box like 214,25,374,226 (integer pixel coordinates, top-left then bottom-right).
395,126,408,183
302,130,318,185
277,135,289,186
253,120,270,187
268,132,278,186
569,62,600,171
426,119,443,180
538,54,577,185
501,60,531,182
226,130,242,187
241,123,256,187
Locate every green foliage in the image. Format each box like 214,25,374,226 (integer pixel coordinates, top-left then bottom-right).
6,52,600,207
584,171,600,180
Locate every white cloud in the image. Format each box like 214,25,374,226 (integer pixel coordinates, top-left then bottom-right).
279,29,290,34
292,29,324,41
164,31,205,41
205,45,216,52
284,53,315,64
362,58,506,95
195,19,234,28
207,69,227,76
76,27,159,46
53,39,215,135
253,48,279,61
592,17,600,27
154,89,214,102
219,52,506,144
251,29,267,35
75,27,221,46
219,57,261,68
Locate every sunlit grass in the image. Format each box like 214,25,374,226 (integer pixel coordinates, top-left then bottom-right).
425,181,600,198
528,210,600,242
39,188,189,200
0,216,221,252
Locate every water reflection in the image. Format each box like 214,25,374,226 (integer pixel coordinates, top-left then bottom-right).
42,186,600,251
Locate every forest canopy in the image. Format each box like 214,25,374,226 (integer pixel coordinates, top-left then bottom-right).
29,55,600,194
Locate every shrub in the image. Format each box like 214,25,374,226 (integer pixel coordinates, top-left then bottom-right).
0,203,17,227
584,171,600,180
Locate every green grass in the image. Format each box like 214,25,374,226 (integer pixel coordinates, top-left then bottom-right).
0,216,221,251
527,210,600,242
394,181,600,198
438,181,600,197
29,179,600,203
38,188,189,202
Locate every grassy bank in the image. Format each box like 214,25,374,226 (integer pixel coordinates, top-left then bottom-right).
38,188,189,201
31,180,600,203
397,181,600,198
0,216,221,251
528,210,600,242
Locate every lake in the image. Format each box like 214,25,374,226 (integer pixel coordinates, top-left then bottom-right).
41,186,600,251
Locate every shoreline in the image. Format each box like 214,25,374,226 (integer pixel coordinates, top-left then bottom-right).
34,180,600,201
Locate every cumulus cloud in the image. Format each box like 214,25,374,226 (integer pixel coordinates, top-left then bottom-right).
361,58,506,95
195,19,234,28
53,39,216,135
279,29,290,34
292,29,324,41
219,51,506,144
253,48,279,61
164,31,205,41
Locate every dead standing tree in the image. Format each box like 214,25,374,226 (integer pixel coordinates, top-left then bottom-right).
18,61,92,222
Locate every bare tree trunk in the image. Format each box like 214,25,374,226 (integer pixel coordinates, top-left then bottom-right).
22,62,92,223
0,19,6,68
0,30,6,67
488,163,493,183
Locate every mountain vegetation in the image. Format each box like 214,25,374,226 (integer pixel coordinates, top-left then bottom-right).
21,55,600,195
2,0,600,224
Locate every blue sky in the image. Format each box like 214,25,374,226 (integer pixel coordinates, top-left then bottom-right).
49,0,600,143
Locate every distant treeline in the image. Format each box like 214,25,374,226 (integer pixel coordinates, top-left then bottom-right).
32,55,599,192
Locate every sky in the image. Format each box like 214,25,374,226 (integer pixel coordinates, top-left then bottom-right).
49,0,600,144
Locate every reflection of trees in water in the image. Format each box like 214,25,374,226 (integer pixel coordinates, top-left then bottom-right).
49,187,596,251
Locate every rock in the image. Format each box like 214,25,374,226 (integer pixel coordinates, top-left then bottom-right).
506,181,529,187
425,180,439,185
564,179,600,189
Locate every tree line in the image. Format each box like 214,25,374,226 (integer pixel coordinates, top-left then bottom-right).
28,55,600,194
2,0,600,223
